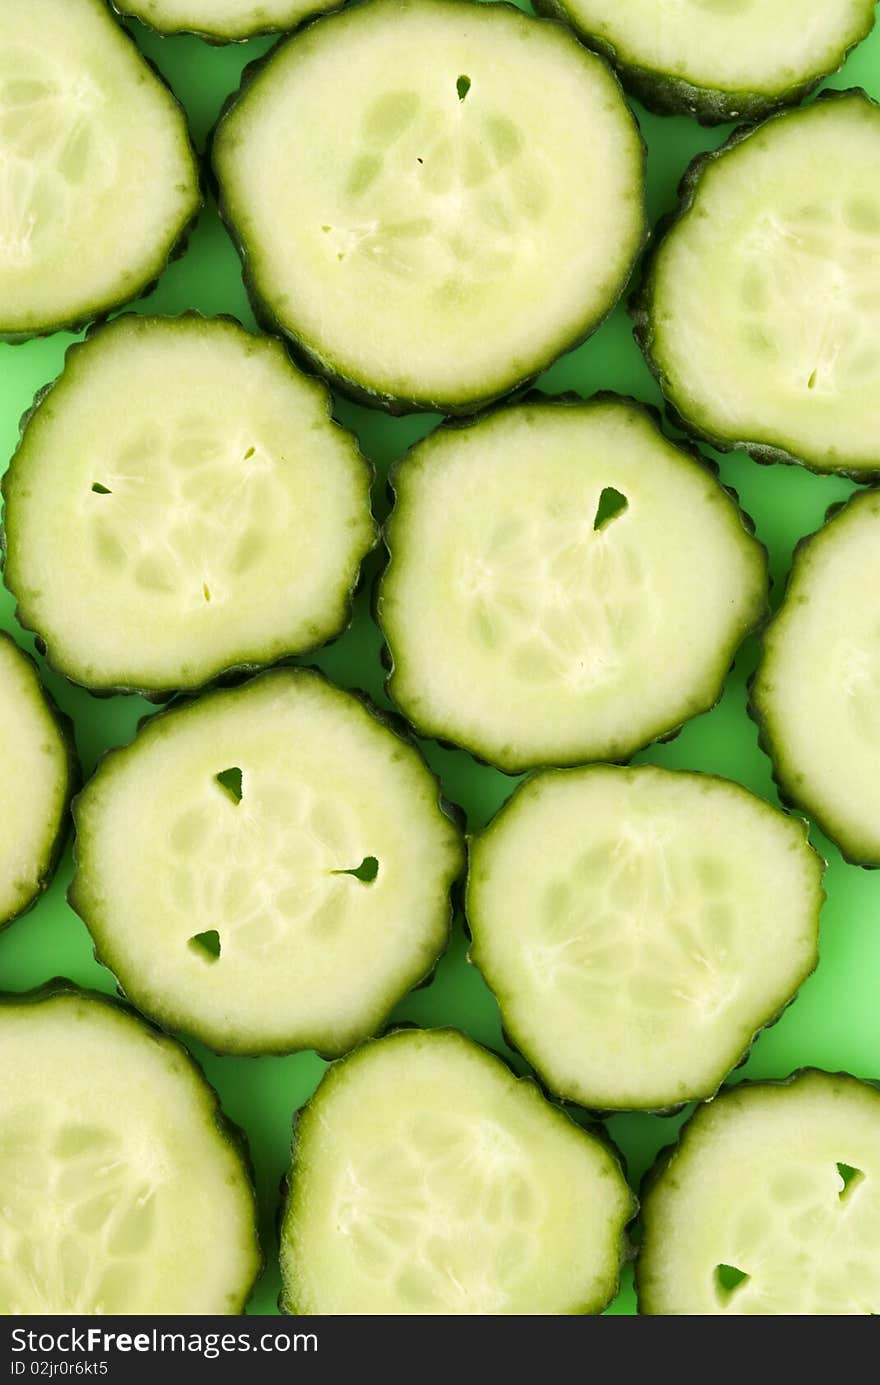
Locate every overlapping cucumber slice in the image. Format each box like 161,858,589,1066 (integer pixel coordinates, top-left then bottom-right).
535,0,876,124
635,91,880,478
70,669,464,1055
752,490,880,866
0,0,199,341
378,395,767,772
468,765,823,1111
638,1070,880,1314
0,633,76,932
2,314,376,696
114,0,339,40
281,1028,634,1315
212,0,646,413
0,984,260,1314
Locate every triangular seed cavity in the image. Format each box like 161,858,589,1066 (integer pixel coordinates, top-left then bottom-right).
593,486,628,531
215,767,243,804
91,482,112,494
456,75,471,101
189,929,221,961
837,1162,864,1200
715,1263,750,1297
333,855,379,883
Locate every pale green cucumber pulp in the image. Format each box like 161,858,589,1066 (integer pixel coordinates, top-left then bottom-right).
534,0,876,123
637,92,880,477
281,1028,634,1315
0,986,260,1314
212,0,646,413
69,669,464,1055
752,490,880,866
638,1070,880,1315
2,315,376,696
0,0,199,340
468,765,823,1111
114,0,341,41
0,633,74,930
379,396,767,772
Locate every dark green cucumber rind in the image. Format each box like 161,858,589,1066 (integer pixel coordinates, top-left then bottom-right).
278,1026,637,1315
1,312,378,700
631,89,880,482
532,0,875,125
67,667,465,1057
0,12,202,345
377,391,769,774
0,633,80,933
0,978,263,1311
112,1,342,44
749,489,880,868
635,1068,880,1314
466,766,824,1114
209,2,649,417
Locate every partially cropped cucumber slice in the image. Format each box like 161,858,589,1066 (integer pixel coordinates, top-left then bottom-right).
281,1028,634,1315
2,314,376,696
0,634,75,931
70,669,464,1055
751,491,880,866
0,983,260,1314
115,0,339,40
638,1070,880,1315
635,91,880,479
378,396,767,772
468,766,823,1112
0,0,200,341
534,0,875,125
213,0,646,414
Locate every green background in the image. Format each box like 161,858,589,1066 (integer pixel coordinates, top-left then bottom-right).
1,1,879,1316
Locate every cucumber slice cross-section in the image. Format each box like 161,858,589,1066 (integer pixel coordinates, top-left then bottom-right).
0,984,260,1314
212,0,647,414
378,395,767,772
0,633,76,932
0,0,200,342
2,314,377,697
69,669,464,1056
468,765,823,1112
114,0,341,41
281,1028,635,1315
638,1070,880,1315
635,91,880,479
534,0,876,124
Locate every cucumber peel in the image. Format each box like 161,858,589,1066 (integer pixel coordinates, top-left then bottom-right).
114,0,342,42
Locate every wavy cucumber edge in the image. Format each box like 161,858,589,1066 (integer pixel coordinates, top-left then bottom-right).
111,0,343,44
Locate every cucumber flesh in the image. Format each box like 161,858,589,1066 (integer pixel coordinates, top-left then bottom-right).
752,490,880,866
2,315,376,696
535,0,875,123
115,0,339,40
213,0,646,414
638,1070,880,1315
0,0,199,341
69,669,464,1056
468,765,823,1111
379,396,767,772
637,92,880,477
281,1028,634,1315
0,985,260,1314
0,633,74,929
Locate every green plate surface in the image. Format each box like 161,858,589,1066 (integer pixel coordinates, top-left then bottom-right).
1,1,878,1317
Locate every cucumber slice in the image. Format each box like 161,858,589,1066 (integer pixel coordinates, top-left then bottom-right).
634,91,880,480
534,0,876,125
280,1028,634,1315
0,0,200,342
69,669,464,1056
0,983,260,1314
115,0,340,41
468,766,823,1112
212,0,646,415
751,491,880,867
0,633,76,932
378,395,767,773
2,314,376,697
638,1070,880,1315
